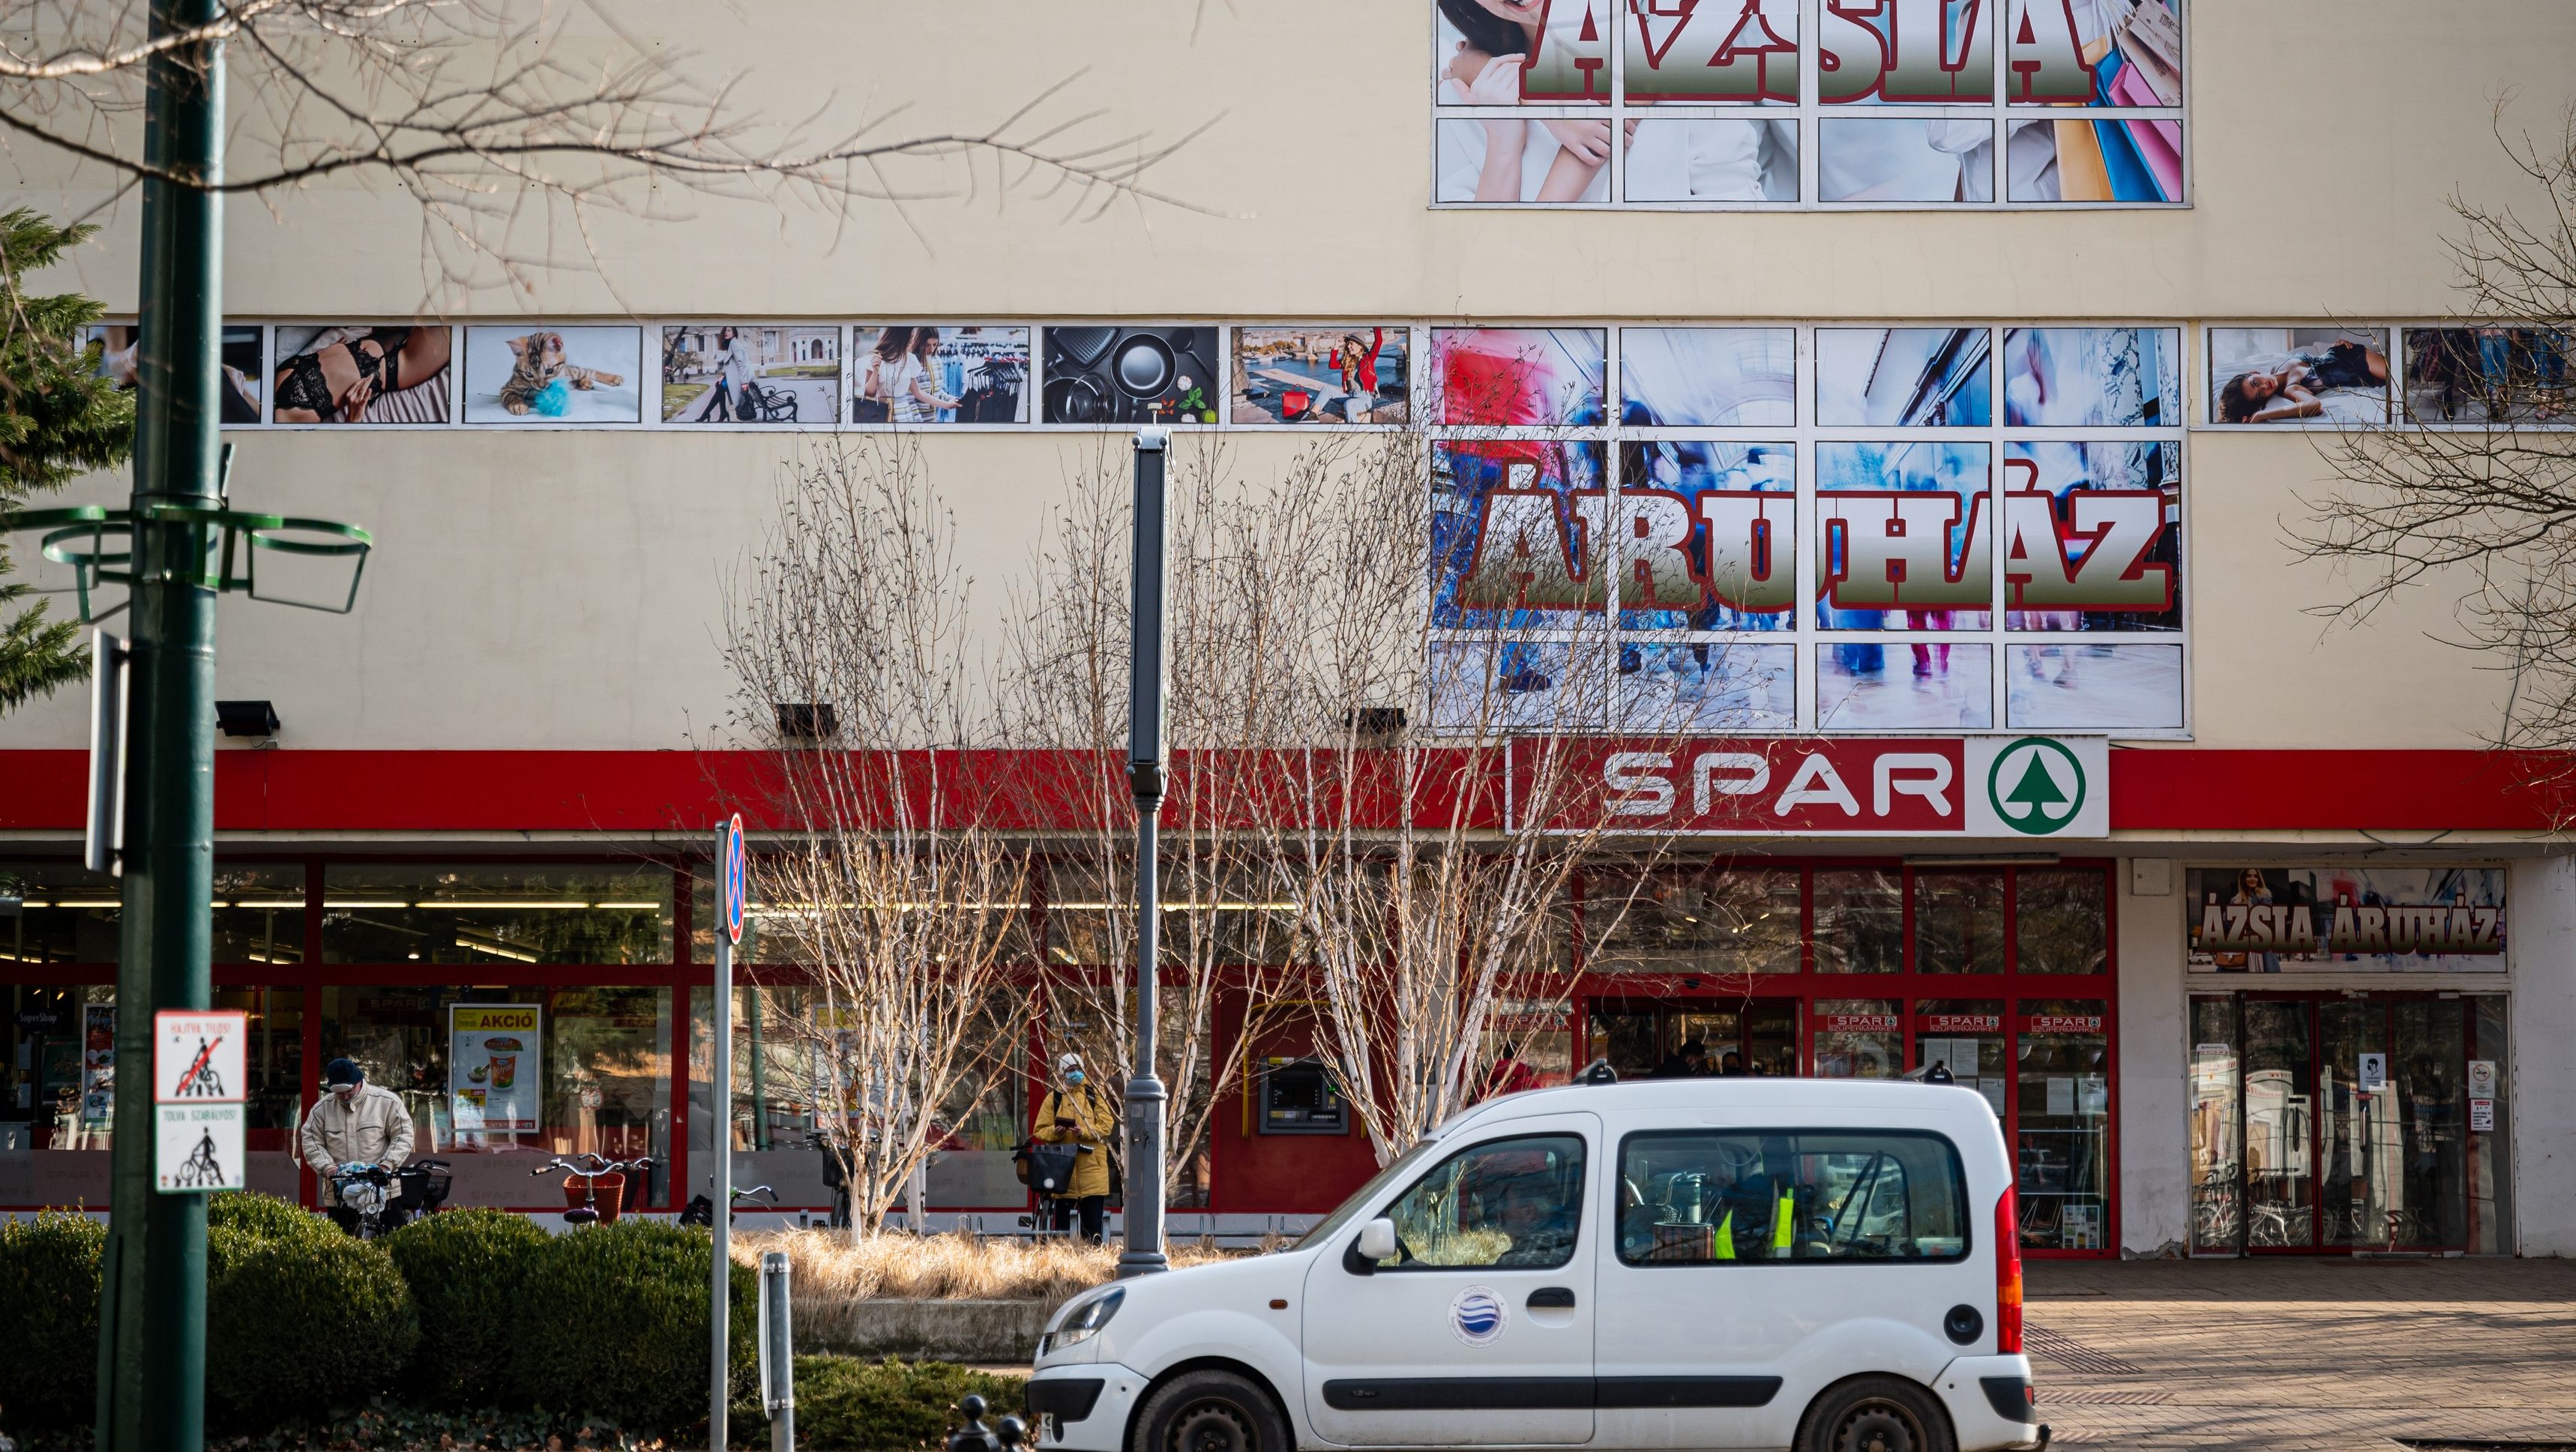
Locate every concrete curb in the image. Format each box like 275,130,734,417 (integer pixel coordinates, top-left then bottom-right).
796,1296,1060,1363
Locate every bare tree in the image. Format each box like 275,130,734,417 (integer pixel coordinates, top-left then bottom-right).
0,0,1207,293
997,434,1303,1211
2299,106,2576,751
720,436,1032,1235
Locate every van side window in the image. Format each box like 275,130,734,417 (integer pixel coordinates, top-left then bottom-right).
1615,1130,1968,1265
1376,1133,1586,1270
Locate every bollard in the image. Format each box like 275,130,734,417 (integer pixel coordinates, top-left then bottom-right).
758,1251,795,1452
948,1394,1024,1452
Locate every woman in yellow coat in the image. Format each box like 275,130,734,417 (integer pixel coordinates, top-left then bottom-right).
1032,1051,1119,1243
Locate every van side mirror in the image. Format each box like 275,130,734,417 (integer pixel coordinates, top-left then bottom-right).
1356,1217,1398,1262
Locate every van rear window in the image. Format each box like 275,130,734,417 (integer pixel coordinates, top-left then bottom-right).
1616,1130,1968,1265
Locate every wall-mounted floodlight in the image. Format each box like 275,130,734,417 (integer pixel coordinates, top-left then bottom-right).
214,700,280,738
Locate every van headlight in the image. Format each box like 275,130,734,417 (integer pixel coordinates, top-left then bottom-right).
1041,1288,1125,1355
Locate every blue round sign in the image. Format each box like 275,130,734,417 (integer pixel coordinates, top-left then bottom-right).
720,813,747,945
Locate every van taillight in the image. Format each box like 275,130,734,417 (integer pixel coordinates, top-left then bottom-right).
1994,1186,2023,1354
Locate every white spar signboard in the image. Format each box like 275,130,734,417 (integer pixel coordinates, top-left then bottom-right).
154,1009,247,1193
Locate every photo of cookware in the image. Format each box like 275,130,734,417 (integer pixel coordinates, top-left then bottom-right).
1042,326,1219,424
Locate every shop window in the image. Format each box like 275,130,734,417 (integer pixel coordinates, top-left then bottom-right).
1814,999,1901,1079
698,869,1036,968
1913,870,2003,973
2014,868,2107,973
0,984,117,1208
2016,998,2110,1251
1586,868,1801,975
320,985,672,1208
2187,996,2241,1255
0,862,121,964
1913,998,2005,1117
1479,1000,1574,1092
1813,870,1901,973
1617,1130,1966,1264
214,866,309,965
323,864,673,965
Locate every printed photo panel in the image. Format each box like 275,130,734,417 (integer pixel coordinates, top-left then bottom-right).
85,324,264,425
1431,439,1610,630
1815,441,1993,629
1431,327,1607,427
1436,113,1625,202
1817,328,1991,426
1621,327,1796,424
851,326,1029,424
1427,636,1608,734
2005,642,2182,730
1815,642,1994,730
2002,441,2179,631
2003,327,2179,427
1622,118,1799,202
2185,866,2505,974
1616,440,1794,631
2005,0,2182,106
1434,0,1610,105
1817,119,1995,202
1623,0,1797,103
1817,0,1993,103
2003,118,2182,202
272,325,450,424
1041,327,1219,425
462,325,642,424
2403,327,2573,426
1233,327,1409,424
661,325,840,425
1618,642,1796,732
2208,328,2391,425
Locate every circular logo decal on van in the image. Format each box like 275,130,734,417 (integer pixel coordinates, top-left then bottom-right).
1450,1286,1508,1346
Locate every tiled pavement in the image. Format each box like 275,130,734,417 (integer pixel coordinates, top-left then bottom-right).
2024,1258,2576,1450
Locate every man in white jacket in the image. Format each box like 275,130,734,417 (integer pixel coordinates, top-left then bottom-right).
300,1057,415,1233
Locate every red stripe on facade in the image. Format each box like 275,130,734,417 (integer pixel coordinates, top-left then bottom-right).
0,747,2565,834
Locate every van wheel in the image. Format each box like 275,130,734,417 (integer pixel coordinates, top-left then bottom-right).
1132,1370,1287,1452
1798,1376,1955,1452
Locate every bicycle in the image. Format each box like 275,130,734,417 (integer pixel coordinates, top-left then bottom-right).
325,1158,451,1239
530,1152,659,1225
678,1182,777,1227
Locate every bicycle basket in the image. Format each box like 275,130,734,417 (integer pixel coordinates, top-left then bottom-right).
1025,1143,1081,1196
394,1160,454,1212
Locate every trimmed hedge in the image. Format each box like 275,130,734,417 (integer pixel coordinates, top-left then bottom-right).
514,1218,757,1429
782,1357,1025,1452
382,1209,553,1406
205,1202,420,1430
0,1213,106,1430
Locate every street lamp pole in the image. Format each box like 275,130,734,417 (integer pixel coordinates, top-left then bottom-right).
97,1,225,1448
1118,428,1170,1279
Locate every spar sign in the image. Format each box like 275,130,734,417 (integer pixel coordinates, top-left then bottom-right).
1519,735,2109,837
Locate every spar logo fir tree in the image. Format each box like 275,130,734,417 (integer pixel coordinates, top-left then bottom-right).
1986,738,2086,835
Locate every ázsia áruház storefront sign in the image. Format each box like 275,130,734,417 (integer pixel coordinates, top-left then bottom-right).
1520,735,2110,837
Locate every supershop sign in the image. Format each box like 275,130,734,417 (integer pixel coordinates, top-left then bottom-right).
1518,735,2109,837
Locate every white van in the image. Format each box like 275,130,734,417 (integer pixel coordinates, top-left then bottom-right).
1025,1077,2046,1452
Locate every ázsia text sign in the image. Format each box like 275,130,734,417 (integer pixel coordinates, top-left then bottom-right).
1518,734,2108,837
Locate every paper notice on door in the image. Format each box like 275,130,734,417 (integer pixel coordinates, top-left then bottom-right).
2470,1097,2495,1133
2468,1060,2497,1097
1976,1078,2006,1116
2046,1076,2075,1117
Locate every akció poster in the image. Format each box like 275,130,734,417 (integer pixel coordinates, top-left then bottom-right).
2185,867,2506,973
449,1004,541,1139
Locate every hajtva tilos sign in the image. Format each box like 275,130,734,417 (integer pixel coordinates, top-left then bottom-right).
1522,735,2108,837
2186,867,2506,973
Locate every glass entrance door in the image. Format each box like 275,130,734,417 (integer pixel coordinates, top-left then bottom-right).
2241,998,2314,1250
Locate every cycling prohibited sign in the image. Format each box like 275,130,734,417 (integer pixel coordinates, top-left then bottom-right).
154,1009,247,1193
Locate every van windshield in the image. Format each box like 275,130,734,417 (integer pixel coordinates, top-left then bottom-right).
1292,1136,1445,1250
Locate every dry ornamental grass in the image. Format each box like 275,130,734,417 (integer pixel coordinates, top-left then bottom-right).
730,1229,1259,1308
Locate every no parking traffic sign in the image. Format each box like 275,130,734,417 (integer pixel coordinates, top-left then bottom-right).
720,813,747,946
154,1009,246,1193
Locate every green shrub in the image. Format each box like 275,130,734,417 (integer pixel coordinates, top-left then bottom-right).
0,1213,106,1430
783,1357,1025,1452
382,1209,552,1406
206,1187,331,1243
205,1224,420,1429
514,1220,756,1431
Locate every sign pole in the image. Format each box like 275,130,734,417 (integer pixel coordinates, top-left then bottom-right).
712,814,746,1450
1119,429,1170,1279
98,2,226,1448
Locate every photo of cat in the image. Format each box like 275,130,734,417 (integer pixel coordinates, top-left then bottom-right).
463,325,643,424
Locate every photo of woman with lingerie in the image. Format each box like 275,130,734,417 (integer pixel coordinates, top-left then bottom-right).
271,325,453,424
